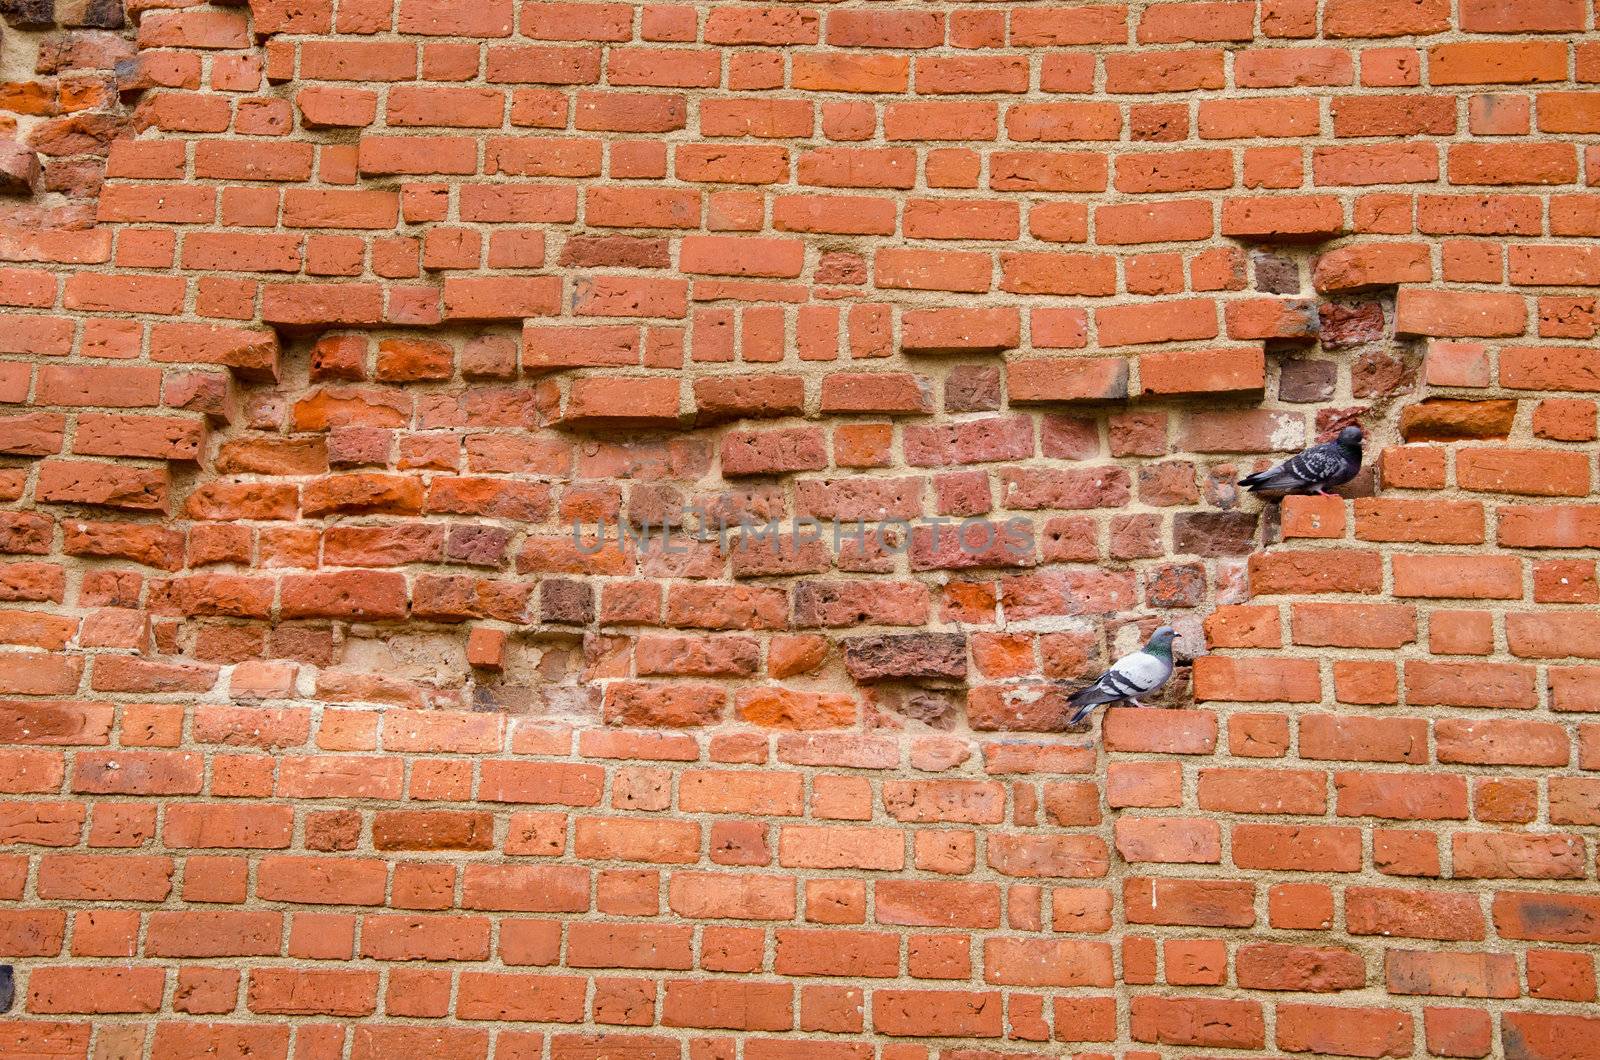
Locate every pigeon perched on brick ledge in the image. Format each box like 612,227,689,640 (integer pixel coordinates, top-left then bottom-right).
1239,425,1364,497
1067,626,1178,727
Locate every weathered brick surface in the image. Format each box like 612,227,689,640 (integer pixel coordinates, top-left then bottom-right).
0,0,1598,1053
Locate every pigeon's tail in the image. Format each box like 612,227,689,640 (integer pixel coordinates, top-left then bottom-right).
1065,683,1118,726
1066,700,1098,728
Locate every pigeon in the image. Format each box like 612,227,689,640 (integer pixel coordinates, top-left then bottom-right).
1239,425,1363,497
1067,626,1178,727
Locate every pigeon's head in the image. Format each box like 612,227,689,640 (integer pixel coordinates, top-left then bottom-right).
1337,426,1364,448
1146,625,1179,652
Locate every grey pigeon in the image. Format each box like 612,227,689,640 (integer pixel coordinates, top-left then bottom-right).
1239,425,1363,497
1067,626,1178,727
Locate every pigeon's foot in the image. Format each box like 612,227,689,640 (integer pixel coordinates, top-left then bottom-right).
1128,698,1146,708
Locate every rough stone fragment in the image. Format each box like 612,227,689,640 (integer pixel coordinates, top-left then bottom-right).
844,633,968,683
1174,512,1260,557
0,0,54,28
1351,349,1416,399
58,0,123,28
0,142,40,195
541,578,594,625
1400,400,1517,442
1318,302,1385,349
945,365,1002,413
1278,359,1337,403
1251,251,1301,294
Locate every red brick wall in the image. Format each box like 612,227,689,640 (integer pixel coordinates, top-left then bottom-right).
1,0,1598,1055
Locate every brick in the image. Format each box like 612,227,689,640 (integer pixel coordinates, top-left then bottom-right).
901,308,1019,354
0,5,1594,1047
1388,951,1518,998
1115,816,1221,863
1454,831,1586,879
1238,943,1366,991
1131,996,1264,1049
1494,892,1600,943
572,928,697,973
775,928,898,978
1234,823,1362,872
1315,243,1432,290
576,817,700,864
1507,611,1600,659
1276,1004,1413,1058
983,937,1114,987
1124,877,1254,928
28,966,164,1014
1009,357,1129,402
668,871,793,920
1433,41,1567,86
876,880,1000,928
1199,767,1327,814
681,769,804,816
1193,656,1321,702
1406,659,1538,709
257,856,387,906
1396,290,1528,337
1140,347,1265,395
1454,142,1579,186
1336,771,1468,820
663,980,793,1031
872,989,1002,1038
456,972,585,1022
1347,887,1485,941
780,825,902,870
1501,1014,1600,1060
1463,0,1585,31
37,854,172,902
1315,143,1438,186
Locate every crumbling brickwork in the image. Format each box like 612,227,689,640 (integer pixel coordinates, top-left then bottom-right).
0,0,1598,1055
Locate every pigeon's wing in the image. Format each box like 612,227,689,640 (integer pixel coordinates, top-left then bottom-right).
1066,649,1170,711
1239,454,1305,492
1107,649,1171,695
1281,442,1351,488
1241,441,1353,493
